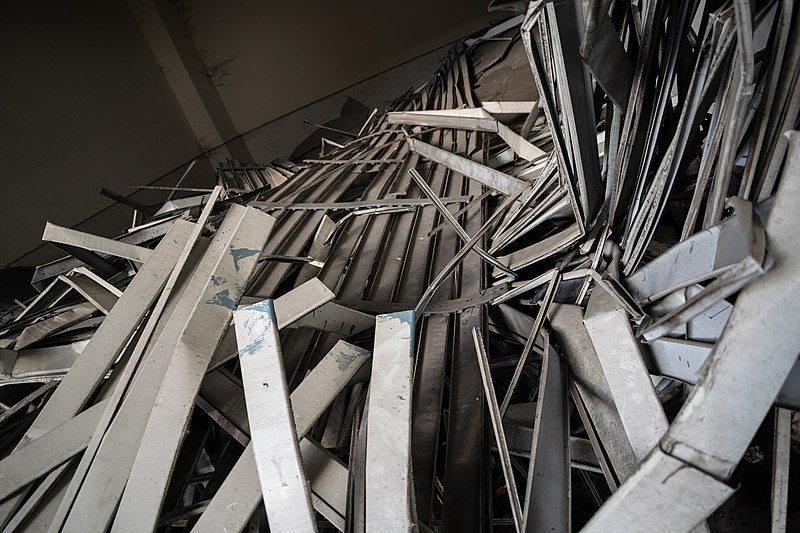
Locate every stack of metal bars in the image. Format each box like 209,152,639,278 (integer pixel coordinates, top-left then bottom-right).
0,2,799,531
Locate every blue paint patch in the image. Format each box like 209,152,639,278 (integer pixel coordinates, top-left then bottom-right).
230,246,261,272
210,275,226,286
207,289,237,310
239,335,265,358
245,299,274,313
378,310,416,357
335,350,358,372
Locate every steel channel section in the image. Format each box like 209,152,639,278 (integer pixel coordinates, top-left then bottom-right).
442,173,490,531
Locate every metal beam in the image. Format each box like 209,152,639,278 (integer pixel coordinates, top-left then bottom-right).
232,300,317,532
365,311,416,531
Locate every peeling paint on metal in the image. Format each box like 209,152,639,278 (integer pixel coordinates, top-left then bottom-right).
230,247,261,272
335,349,359,372
238,333,265,358
207,289,238,310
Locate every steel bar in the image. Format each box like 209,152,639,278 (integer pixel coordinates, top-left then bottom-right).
52,190,224,533
232,300,317,533
365,311,416,531
473,327,523,533
521,335,570,533
110,205,273,533
771,407,791,533
42,222,152,264
584,287,668,460
191,340,370,532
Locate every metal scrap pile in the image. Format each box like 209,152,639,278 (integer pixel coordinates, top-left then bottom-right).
1,1,799,531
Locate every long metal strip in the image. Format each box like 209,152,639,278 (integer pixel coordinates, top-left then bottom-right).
13,302,97,351
365,311,416,531
31,216,179,291
60,268,121,314
496,223,582,274
110,206,274,533
301,438,349,531
2,462,73,533
18,219,194,446
0,382,57,427
3,316,155,527
197,362,354,531
583,287,669,461
390,110,545,162
232,300,317,532
771,407,791,533
42,222,153,264
55,242,213,533
549,304,637,482
251,195,470,211
191,339,370,532
522,335,570,533
51,189,223,533
0,400,106,501
473,327,523,533
408,138,526,195
4,278,69,331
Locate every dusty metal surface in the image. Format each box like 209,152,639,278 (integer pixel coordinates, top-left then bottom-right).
0,5,798,532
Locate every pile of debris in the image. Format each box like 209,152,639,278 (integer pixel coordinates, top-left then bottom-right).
1,1,799,531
